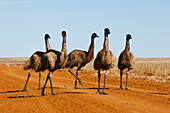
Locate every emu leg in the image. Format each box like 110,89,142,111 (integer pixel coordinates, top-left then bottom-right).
41,72,50,96
119,70,123,90
96,70,102,94
68,70,83,86
38,71,42,90
49,72,55,95
23,69,33,91
125,71,129,90
74,71,79,89
102,71,108,95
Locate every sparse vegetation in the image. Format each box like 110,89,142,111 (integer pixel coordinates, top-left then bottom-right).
82,58,170,83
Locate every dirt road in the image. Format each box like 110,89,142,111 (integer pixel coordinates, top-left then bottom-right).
0,65,169,113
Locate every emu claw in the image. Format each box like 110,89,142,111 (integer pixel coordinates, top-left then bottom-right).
74,86,78,89
23,88,27,91
41,92,46,96
125,87,129,90
119,86,124,90
51,93,56,96
96,89,102,94
102,92,108,95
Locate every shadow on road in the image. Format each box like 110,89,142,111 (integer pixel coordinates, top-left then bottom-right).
8,95,40,98
74,87,110,90
148,92,169,95
59,92,88,94
0,90,25,94
41,87,66,89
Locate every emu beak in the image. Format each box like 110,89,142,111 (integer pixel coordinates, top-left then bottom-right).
96,35,99,38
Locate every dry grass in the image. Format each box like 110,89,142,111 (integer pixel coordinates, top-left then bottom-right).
131,58,170,83
0,57,27,65
82,58,170,83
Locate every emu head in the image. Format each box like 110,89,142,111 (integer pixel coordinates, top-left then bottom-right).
62,31,66,37
45,34,50,39
104,28,111,36
91,33,99,39
126,34,132,40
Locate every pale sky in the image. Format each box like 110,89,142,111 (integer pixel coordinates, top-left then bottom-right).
0,0,170,58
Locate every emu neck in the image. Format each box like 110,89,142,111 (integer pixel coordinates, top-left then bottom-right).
125,39,130,51
103,35,109,50
45,38,51,51
87,38,94,63
61,36,67,58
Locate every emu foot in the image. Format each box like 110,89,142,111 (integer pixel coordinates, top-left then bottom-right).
96,89,102,94
51,93,56,96
41,91,46,96
74,86,79,89
38,87,41,90
23,88,27,91
119,86,124,90
125,87,129,90
101,92,108,95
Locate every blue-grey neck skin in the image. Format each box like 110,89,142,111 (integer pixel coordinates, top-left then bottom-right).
125,39,130,51
87,37,95,63
103,34,109,50
45,38,51,51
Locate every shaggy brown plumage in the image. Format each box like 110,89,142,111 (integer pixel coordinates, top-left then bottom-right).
61,33,99,89
23,34,51,91
118,34,135,90
41,31,68,96
94,28,114,95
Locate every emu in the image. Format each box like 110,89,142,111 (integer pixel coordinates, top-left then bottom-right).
118,34,135,90
94,28,114,95
41,31,81,95
61,33,99,89
23,34,51,91
40,31,67,95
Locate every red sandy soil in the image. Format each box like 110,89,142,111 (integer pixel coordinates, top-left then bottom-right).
0,65,169,113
